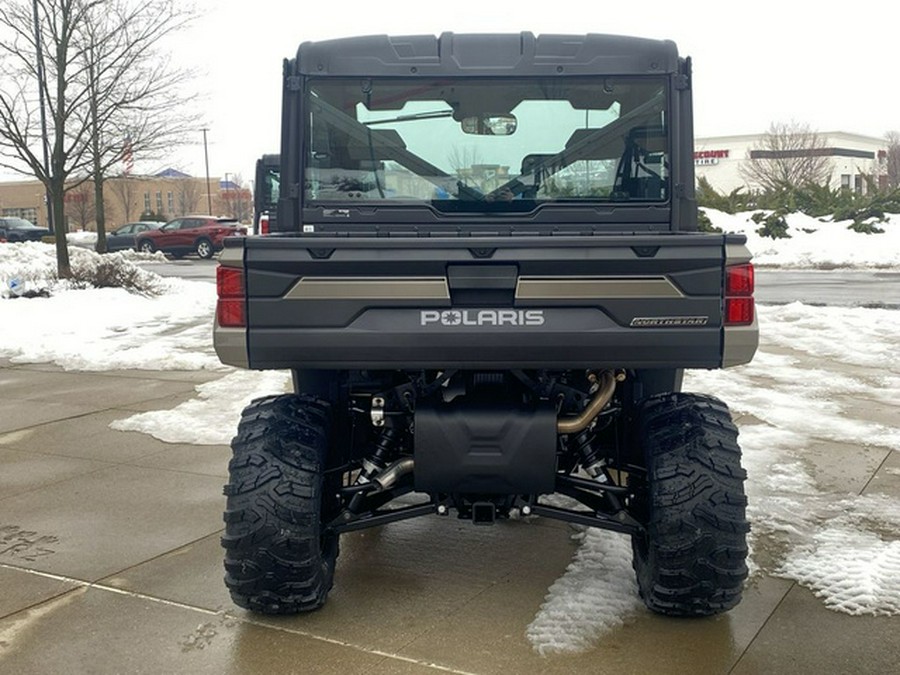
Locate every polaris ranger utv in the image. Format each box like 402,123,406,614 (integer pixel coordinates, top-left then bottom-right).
214,32,758,617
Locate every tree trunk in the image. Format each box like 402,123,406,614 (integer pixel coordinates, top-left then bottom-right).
93,171,107,253
52,15,71,279
51,178,71,278
90,63,107,254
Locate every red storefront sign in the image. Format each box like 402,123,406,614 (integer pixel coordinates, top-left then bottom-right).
694,149,730,166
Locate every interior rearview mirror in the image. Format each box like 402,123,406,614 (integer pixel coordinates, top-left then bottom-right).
461,114,517,136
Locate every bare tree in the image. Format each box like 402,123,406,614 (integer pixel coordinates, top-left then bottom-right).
740,121,833,192
74,0,198,252
885,131,900,191
176,178,202,215
221,174,252,222
107,174,140,222
66,180,96,229
0,0,103,277
447,145,483,176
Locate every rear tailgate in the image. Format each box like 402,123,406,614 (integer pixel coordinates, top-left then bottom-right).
216,233,757,370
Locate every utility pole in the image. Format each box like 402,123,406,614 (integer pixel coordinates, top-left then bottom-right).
202,127,212,213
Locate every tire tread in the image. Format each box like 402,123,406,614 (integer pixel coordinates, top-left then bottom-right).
222,394,338,614
632,392,750,616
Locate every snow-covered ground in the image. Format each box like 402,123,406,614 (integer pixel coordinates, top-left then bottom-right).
704,210,900,269
1,222,899,654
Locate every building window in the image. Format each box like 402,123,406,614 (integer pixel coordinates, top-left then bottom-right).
155,191,162,212
840,174,851,189
167,192,174,213
854,174,863,193
144,192,151,212
2,207,38,222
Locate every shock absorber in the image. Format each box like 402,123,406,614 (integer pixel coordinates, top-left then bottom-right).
357,426,399,484
348,427,400,512
573,428,608,483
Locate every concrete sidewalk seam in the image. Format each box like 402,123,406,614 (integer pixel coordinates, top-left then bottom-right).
0,562,480,675
727,579,796,674
0,459,113,504
857,449,894,496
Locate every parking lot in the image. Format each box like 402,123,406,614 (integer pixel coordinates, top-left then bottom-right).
1,348,898,673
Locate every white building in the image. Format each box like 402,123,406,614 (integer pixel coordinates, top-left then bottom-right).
694,131,889,194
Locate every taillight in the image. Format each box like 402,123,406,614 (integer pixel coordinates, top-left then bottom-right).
259,213,270,235
725,263,755,326
216,266,245,327
726,263,754,295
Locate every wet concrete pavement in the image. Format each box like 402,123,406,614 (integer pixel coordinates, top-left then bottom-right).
755,268,900,309
1,358,898,674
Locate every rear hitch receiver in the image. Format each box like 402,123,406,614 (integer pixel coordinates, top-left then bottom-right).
472,502,496,526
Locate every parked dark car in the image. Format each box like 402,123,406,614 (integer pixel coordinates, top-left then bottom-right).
106,221,163,252
0,217,51,242
134,216,246,259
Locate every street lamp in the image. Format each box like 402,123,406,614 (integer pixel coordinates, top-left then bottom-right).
201,128,212,214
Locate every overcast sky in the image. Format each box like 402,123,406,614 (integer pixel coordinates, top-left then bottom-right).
3,0,898,185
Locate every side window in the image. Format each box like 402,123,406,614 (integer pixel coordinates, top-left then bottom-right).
266,170,280,206
134,224,147,233
165,219,182,230
117,225,133,235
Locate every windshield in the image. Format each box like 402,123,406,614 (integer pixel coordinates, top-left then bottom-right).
304,77,668,212
3,218,38,229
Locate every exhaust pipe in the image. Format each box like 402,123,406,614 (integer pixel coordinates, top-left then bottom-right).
373,457,415,490
557,370,624,435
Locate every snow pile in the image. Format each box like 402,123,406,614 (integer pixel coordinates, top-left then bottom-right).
525,530,641,655
0,277,222,372
0,242,59,297
65,232,167,263
111,370,292,444
64,231,168,263
67,231,98,248
0,241,165,298
117,249,168,264
705,210,900,268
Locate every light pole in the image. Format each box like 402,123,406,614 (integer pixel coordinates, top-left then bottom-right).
201,128,212,214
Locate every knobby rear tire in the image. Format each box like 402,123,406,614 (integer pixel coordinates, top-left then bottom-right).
221,394,339,614
630,392,749,616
